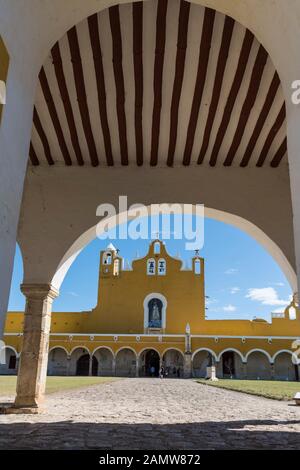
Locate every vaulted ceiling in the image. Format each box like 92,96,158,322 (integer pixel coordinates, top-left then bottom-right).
30,0,286,168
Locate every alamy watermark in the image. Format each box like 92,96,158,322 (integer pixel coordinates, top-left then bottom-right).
96,197,204,251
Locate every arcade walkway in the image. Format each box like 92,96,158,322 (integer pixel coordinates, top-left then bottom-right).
0,379,299,449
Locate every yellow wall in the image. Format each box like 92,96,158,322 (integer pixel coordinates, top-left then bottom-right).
92,241,205,334
4,240,300,359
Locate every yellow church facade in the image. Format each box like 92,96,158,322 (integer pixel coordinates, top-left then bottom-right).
2,240,300,381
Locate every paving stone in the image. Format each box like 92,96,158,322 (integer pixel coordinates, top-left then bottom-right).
0,378,299,449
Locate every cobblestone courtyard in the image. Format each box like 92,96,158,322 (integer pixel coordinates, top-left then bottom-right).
0,378,299,449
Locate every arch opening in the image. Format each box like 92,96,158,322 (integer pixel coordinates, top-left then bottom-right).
48,347,68,376
93,348,114,377
51,207,296,294
139,349,160,377
246,351,272,380
162,349,184,378
274,351,298,381
115,348,136,377
218,350,244,379
0,347,17,375
192,349,215,378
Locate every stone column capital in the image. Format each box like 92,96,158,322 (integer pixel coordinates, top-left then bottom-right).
293,292,299,306
20,283,59,300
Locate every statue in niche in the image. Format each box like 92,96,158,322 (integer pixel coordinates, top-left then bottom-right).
148,298,163,328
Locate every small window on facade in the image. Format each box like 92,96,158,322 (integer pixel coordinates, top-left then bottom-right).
194,259,201,275
158,259,166,275
154,242,160,254
8,355,16,370
103,252,112,265
113,259,120,276
147,259,156,275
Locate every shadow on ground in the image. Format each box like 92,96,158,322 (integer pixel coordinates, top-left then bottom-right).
0,419,299,450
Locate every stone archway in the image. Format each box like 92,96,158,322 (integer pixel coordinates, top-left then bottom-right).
93,348,114,376
0,347,17,375
115,348,136,377
76,354,98,376
7,0,300,414
274,352,298,381
218,350,244,379
163,349,184,378
139,349,160,377
48,347,68,376
51,206,296,293
192,350,215,378
247,351,272,380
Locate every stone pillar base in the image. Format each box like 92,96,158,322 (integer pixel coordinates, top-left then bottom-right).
206,366,219,381
14,284,59,409
0,404,43,415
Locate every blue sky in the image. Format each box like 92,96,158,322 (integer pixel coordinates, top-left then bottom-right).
8,217,292,321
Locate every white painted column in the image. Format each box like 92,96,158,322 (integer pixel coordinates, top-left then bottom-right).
66,355,71,376
286,104,300,298
271,363,275,380
136,358,139,377
14,284,59,409
0,50,38,340
112,357,116,376
242,362,247,379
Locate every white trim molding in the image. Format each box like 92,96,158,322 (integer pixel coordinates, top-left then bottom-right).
48,346,69,356
115,346,138,358
245,349,273,363
137,347,161,359
92,346,115,357
70,345,91,356
272,349,300,365
191,348,218,361
217,348,246,363
162,347,185,358
0,345,19,358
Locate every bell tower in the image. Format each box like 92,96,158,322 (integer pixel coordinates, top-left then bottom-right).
100,243,122,278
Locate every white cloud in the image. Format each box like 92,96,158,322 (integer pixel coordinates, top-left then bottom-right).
67,291,79,297
225,268,238,275
205,297,218,307
230,287,240,294
223,304,236,312
246,287,290,307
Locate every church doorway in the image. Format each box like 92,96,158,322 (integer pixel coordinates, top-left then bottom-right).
222,351,235,378
140,349,160,377
76,354,98,376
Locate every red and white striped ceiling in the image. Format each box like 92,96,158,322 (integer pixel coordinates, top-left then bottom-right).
30,0,286,168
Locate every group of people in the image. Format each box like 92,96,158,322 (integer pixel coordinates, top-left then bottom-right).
148,365,181,378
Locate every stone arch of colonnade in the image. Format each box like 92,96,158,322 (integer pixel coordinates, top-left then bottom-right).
50,207,297,292
5,0,300,412
44,345,300,381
